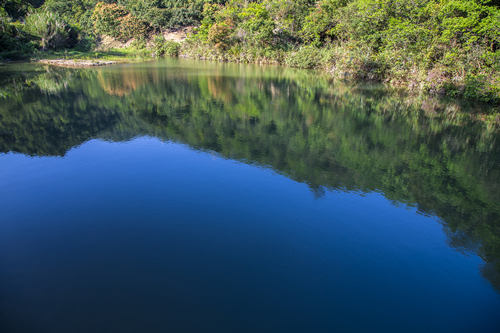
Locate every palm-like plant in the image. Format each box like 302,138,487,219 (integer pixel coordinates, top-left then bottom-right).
25,10,69,50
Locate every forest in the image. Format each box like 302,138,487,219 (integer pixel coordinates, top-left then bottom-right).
1,0,499,103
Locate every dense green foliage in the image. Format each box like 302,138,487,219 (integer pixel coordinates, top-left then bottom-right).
91,2,149,42
0,7,36,59
121,0,207,29
24,9,78,49
0,0,498,103
185,0,500,103
153,35,181,56
0,0,207,58
0,61,499,289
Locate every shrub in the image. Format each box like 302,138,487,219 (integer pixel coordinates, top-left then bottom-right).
131,37,147,50
0,10,35,59
267,0,313,38
463,74,500,104
238,2,275,47
2,0,34,20
42,0,93,29
91,2,128,39
119,13,149,42
301,0,349,46
285,46,325,69
92,2,150,42
166,0,205,28
123,0,206,30
208,20,234,50
153,36,181,57
25,10,74,50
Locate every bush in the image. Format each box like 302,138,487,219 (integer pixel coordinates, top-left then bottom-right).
123,0,206,30
238,2,275,47
165,0,205,28
25,10,75,50
92,2,150,42
119,13,150,42
208,20,234,50
91,2,128,39
285,46,325,69
0,10,35,59
130,37,147,50
463,74,500,104
153,36,181,57
301,0,349,46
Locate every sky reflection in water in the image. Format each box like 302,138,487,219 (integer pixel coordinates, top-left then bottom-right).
0,59,499,332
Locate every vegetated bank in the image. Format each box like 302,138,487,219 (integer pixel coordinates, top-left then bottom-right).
1,1,499,106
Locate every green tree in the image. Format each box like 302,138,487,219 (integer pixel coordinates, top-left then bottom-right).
25,9,74,49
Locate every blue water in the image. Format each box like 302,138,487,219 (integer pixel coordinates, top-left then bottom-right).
0,60,499,332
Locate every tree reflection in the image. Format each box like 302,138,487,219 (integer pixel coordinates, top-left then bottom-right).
0,61,498,290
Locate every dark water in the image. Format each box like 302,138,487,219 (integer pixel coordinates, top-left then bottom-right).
0,59,499,332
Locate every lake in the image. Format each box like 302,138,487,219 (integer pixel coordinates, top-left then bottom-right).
0,59,499,332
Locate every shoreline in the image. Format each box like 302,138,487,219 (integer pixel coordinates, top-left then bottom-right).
175,41,499,108
38,59,119,68
18,48,499,125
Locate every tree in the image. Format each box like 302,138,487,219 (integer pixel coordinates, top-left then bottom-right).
25,9,73,50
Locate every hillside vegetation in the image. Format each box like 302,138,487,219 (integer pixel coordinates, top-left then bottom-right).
1,0,499,103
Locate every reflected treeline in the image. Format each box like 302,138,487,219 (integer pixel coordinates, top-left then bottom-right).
0,60,499,290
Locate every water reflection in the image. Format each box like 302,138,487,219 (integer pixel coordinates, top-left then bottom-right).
0,60,499,291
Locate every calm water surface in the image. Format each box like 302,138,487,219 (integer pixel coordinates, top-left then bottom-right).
0,60,499,332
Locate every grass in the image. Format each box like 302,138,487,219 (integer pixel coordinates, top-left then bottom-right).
32,46,153,63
